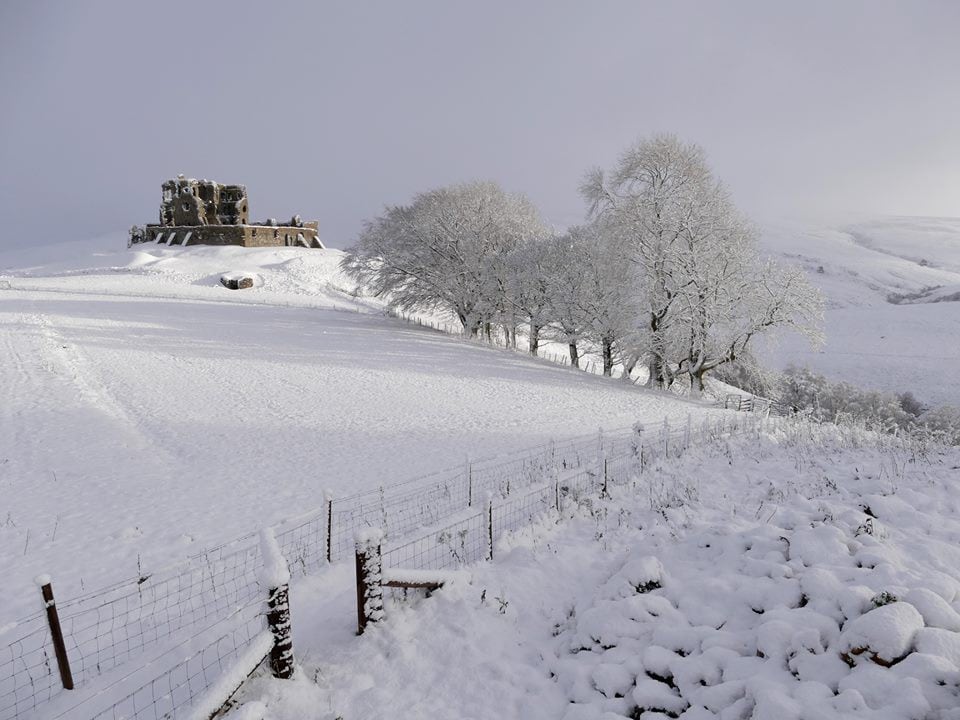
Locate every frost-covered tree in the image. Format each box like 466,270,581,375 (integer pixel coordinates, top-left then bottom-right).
582,133,822,392
541,232,592,368
505,237,555,355
341,181,546,336
573,221,639,376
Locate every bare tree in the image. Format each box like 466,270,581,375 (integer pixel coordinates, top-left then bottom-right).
341,181,546,336
505,237,554,355
542,232,591,368
582,134,822,392
574,221,638,377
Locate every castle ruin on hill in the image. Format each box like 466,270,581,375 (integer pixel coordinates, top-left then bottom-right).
129,176,324,249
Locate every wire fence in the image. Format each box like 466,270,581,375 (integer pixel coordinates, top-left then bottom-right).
1,411,763,720
378,414,737,580
56,598,268,720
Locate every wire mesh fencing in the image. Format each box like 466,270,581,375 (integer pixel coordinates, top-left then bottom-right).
2,412,764,720
57,598,269,720
378,414,763,584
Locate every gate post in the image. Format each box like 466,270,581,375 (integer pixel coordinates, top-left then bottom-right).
260,529,294,679
355,529,385,634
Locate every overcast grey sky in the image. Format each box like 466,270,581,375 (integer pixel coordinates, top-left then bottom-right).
1,1,958,249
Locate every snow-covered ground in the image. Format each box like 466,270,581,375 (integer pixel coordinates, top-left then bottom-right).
0,237,716,625
4,232,959,720
230,425,960,720
758,216,960,408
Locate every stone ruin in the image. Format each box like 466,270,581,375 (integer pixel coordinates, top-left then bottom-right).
129,176,324,249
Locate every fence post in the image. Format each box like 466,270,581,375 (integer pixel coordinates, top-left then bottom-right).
325,491,334,563
467,457,473,508
260,529,294,679
602,458,609,498
36,576,73,690
662,417,670,458
355,529,385,635
486,496,494,561
685,413,692,450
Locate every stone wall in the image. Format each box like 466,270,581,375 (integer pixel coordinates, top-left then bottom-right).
143,224,322,248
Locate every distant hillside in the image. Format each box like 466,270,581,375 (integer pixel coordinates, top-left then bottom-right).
758,216,960,407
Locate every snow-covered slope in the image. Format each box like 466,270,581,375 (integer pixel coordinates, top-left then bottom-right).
0,237,717,624
232,427,960,720
757,217,960,407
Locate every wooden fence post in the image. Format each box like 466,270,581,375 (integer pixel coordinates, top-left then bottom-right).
602,458,609,498
35,575,73,690
260,529,294,679
355,529,385,634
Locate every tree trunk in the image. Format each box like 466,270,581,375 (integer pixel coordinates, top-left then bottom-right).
568,341,580,369
602,339,614,377
529,323,540,356
646,356,671,389
621,354,638,382
692,368,706,397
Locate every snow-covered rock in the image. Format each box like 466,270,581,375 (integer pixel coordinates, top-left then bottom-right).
838,602,924,665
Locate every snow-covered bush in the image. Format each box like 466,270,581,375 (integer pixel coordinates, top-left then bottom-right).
779,366,960,445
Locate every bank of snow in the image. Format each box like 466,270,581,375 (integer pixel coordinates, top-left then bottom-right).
229,426,960,719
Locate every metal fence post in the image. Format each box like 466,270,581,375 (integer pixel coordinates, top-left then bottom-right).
467,458,473,508
260,529,294,679
355,530,384,634
486,497,494,561
36,576,73,690
325,491,334,563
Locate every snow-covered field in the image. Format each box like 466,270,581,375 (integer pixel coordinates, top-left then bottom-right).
233,427,960,720
0,238,714,624
3,232,960,720
758,216,960,408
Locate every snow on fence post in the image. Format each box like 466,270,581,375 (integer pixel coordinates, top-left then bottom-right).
355,529,385,634
662,417,670,458
324,489,334,563
685,413,692,450
35,575,74,690
260,529,294,679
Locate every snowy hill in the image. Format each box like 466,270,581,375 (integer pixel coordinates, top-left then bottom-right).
3,235,960,720
0,237,717,624
757,216,960,408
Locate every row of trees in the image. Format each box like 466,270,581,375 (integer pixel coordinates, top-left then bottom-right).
342,134,824,395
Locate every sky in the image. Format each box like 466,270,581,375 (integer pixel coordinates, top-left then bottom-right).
1,1,959,250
